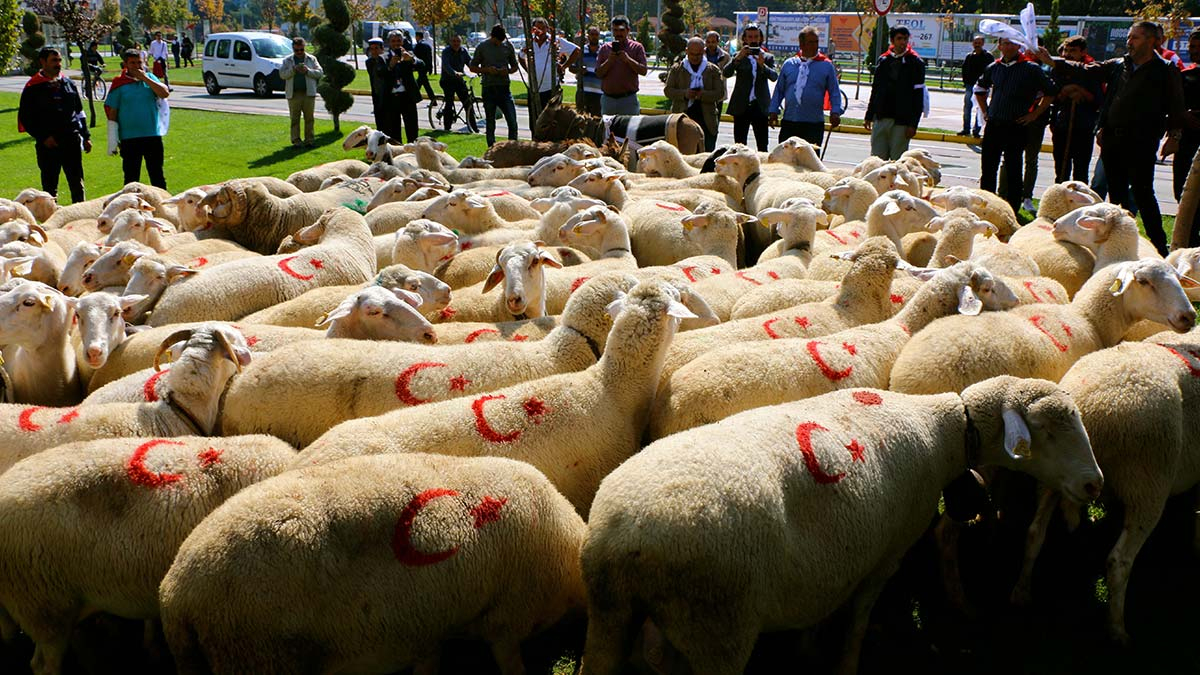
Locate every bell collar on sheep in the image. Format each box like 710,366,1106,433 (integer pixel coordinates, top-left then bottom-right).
742,171,761,194
563,324,602,360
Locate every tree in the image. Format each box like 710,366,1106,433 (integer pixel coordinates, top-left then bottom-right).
114,16,134,50
658,0,685,63
679,0,710,35
636,14,651,48
257,0,278,30
412,0,464,73
279,0,320,32
344,0,375,67
0,0,18,74
193,0,225,25
136,0,164,30
1042,0,1065,53
312,0,353,132
378,2,406,21
19,10,45,76
1129,0,1190,41
96,0,122,27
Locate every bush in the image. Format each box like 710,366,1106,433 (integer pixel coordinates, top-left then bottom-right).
19,11,45,76
312,0,353,132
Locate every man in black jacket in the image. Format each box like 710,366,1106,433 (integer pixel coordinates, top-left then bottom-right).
1174,28,1200,248
364,38,388,132
18,47,92,203
865,26,925,160
1037,21,1185,255
723,23,776,151
382,31,425,143
959,35,991,137
413,31,436,101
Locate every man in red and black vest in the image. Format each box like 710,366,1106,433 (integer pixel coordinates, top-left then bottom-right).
18,47,92,203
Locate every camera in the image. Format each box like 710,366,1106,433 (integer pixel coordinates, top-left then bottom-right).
612,41,624,52
747,46,761,55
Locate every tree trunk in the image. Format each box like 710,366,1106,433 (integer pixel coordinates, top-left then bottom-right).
1173,147,1200,250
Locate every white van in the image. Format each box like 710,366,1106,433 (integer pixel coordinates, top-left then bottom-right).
361,21,416,48
201,31,293,97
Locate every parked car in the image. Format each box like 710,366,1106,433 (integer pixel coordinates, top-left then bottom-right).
467,31,487,48
201,31,291,97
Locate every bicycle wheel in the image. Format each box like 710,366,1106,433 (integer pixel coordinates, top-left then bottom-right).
840,89,849,115
91,77,107,101
426,100,441,129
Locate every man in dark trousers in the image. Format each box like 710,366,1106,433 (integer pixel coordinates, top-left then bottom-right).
18,47,92,203
1049,36,1102,183
959,35,991,137
723,23,776,151
470,24,520,146
1037,21,1185,255
439,34,477,132
865,26,925,160
364,37,389,132
381,30,424,143
413,31,436,102
975,37,1057,218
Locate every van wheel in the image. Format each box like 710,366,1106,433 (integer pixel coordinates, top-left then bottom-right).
204,73,221,95
253,74,270,97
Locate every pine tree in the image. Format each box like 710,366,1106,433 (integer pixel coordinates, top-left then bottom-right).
19,10,46,76
312,0,354,133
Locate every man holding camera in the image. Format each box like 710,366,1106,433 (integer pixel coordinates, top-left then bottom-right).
380,30,425,144
724,23,776,151
595,16,648,115
471,23,520,146
280,37,323,147
665,36,726,152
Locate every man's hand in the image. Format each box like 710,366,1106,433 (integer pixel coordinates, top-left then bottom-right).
829,113,841,129
863,119,872,130
905,126,917,139
756,53,766,66
1036,46,1054,65
768,113,778,127
83,139,92,153
1161,136,1180,159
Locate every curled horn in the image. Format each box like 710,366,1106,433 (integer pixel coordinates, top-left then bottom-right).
28,223,48,245
212,328,244,373
153,329,195,372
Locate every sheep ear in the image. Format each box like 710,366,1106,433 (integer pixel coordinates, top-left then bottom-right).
482,264,506,293
166,265,199,283
538,251,563,269
605,292,628,320
666,299,698,320
926,216,945,232
814,210,829,228
882,201,901,217
1179,274,1200,289
896,259,939,281
121,251,144,266
982,222,998,238
3,256,35,277
293,222,324,244
315,305,353,327
733,212,757,226
1002,408,1033,460
117,294,148,311
1109,264,1136,296
145,218,175,233
389,287,424,308
832,249,857,262
957,285,983,316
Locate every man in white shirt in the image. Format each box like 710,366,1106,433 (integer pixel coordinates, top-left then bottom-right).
148,31,170,89
280,37,324,147
520,17,578,123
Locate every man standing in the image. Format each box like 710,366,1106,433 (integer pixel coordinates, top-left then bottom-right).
381,31,424,143
280,37,323,147
974,38,1057,217
171,35,181,69
768,26,842,147
19,47,91,203
1049,36,1102,183
665,37,726,152
413,31,437,102
959,35,991,137
181,36,194,68
520,17,578,124
724,23,776,151
104,48,170,189
596,16,648,115
572,25,604,115
1176,28,1200,247
365,37,389,132
470,24,519,146
865,27,925,160
704,30,731,133
149,31,170,89
440,34,477,132
1038,21,1184,255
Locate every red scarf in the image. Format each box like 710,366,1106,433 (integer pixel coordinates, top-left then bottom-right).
18,71,65,133
883,45,919,59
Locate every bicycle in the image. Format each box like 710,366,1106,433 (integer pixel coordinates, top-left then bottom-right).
427,74,484,132
84,63,107,100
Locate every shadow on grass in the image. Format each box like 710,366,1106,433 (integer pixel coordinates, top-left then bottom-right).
247,130,344,169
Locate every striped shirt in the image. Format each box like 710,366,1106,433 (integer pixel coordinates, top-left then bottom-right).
974,59,1057,123
577,44,603,94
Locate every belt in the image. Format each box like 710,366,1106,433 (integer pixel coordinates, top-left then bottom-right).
605,91,637,99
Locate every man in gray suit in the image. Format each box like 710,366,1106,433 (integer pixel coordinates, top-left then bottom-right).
722,23,776,151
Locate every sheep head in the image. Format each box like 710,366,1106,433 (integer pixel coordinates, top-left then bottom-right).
1037,181,1101,220
0,280,76,348
768,136,826,171
316,286,437,344
199,181,249,227
14,188,58,222
481,241,563,319
97,193,155,233
58,241,102,297
74,292,146,368
565,168,623,200
712,144,760,184
0,219,48,247
757,197,825,250
375,263,452,314
1107,259,1198,333
83,241,153,291
163,187,213,232
123,257,198,323
1051,203,1131,249
528,154,584,187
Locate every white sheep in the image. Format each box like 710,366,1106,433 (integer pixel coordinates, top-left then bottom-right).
820,176,879,225
95,193,156,233
1167,247,1200,301
41,183,171,229
712,144,825,257
73,291,145,376
0,434,296,674
161,186,211,232
57,241,101,297
803,191,940,281
120,257,200,323
0,324,252,472
579,377,1102,675
1007,182,1102,298
0,281,80,406
924,208,1045,281
0,240,64,287
81,241,165,293
637,140,700,177
294,279,697,517
314,286,436,343
284,159,371,192
889,259,1198,394
218,273,639,447
0,219,49,247
0,199,43,228
649,261,1020,438
1051,202,1155,269
929,185,1020,240
148,208,376,326
14,188,57,223
752,197,824,270
433,241,562,322
103,210,191,253
861,162,923,197
0,256,35,286
159,453,584,674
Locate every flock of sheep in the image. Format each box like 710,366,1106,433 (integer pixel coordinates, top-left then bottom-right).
0,123,1197,674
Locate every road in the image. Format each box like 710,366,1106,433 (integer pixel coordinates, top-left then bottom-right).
1,72,1178,215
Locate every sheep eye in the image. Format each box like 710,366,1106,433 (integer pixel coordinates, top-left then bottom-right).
406,280,419,290
22,298,35,307
111,310,121,319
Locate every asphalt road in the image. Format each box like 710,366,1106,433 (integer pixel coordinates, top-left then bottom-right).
1,73,1178,215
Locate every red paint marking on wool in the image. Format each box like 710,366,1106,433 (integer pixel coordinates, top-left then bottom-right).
655,202,687,212
762,318,782,339
143,369,168,402
825,231,847,245
244,334,260,347
1023,280,1043,302
852,391,883,406
736,272,762,286
806,341,854,381
392,488,461,566
768,271,780,280
127,439,186,488
898,322,912,336
510,334,529,342
846,438,867,463
795,316,811,329
890,293,904,305
1038,222,1052,231
681,266,700,282
470,495,507,528
1161,345,1200,377
849,231,862,239
710,267,722,275
522,396,549,423
448,374,472,391
197,447,224,468
17,406,45,432
461,241,474,250
1044,287,1059,302
309,258,324,269
472,394,522,443
1029,315,1069,353
795,422,845,484
1062,323,1073,337
483,190,513,197
570,276,591,293
438,307,457,320
277,256,316,281
188,257,208,267
464,328,499,343
57,409,79,424
843,342,857,356
395,362,447,405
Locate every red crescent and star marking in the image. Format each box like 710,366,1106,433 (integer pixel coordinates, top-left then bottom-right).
510,334,529,342
143,368,169,402
794,421,867,485
1023,280,1043,302
438,307,457,320
197,447,224,468
448,374,472,392
1162,345,1200,377
853,390,883,406
890,293,905,305
391,488,508,566
395,362,447,406
570,277,591,293
17,406,79,432
1028,315,1071,353
187,257,209,268
126,439,187,488
277,256,324,281
806,340,856,381
471,393,553,443
762,318,782,339
824,231,847,245
464,328,499,343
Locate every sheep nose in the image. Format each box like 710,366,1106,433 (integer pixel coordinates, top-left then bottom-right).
1174,309,1197,331
422,330,437,344
60,285,72,295
507,296,524,312
1084,481,1102,500
82,273,94,285
86,345,104,366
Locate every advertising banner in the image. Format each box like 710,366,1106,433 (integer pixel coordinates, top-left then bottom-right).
735,11,831,54
828,14,876,56
888,14,940,60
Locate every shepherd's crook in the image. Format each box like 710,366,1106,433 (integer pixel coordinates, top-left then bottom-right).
820,124,834,160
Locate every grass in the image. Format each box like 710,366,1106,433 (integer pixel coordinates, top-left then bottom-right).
0,92,489,198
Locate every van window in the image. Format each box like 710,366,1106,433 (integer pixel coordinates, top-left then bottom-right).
216,39,231,59
233,40,251,61
252,36,292,58
204,40,217,57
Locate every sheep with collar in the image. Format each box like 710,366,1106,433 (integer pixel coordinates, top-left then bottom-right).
579,377,1103,675
649,261,1020,438
294,279,698,516
219,273,639,448
889,259,1198,395
0,434,295,675
147,208,376,327
159,453,584,675
0,324,252,472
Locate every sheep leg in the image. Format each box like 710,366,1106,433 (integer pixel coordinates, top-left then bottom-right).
0,606,17,643
664,620,756,675
836,559,899,675
933,515,974,618
1011,488,1061,606
579,602,639,675
1106,496,1166,646
490,638,526,675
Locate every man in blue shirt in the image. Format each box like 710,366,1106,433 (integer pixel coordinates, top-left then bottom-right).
768,26,842,146
104,49,170,189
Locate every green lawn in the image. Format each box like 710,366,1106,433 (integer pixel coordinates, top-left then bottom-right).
0,91,489,199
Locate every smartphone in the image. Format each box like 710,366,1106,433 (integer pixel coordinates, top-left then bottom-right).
612,41,624,52
748,46,761,55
